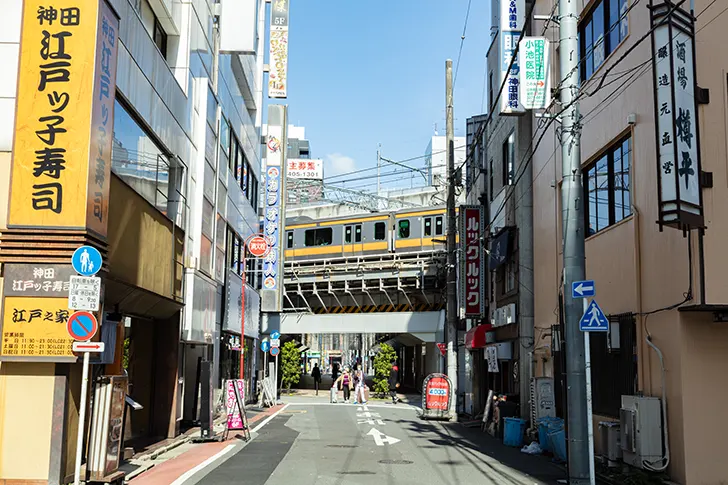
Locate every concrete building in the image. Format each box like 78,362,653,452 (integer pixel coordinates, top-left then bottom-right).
527,0,728,483
424,135,466,187
0,0,265,481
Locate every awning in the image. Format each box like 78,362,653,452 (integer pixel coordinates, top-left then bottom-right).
489,229,511,270
465,324,493,350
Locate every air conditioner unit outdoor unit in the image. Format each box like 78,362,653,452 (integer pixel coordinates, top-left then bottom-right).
598,421,622,467
620,395,662,469
530,377,556,424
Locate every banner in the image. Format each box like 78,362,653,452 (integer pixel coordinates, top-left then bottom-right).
9,0,119,238
499,0,526,115
519,37,551,110
459,206,485,318
261,105,287,312
268,0,289,98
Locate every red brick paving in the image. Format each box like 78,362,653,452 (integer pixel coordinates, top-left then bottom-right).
129,404,284,484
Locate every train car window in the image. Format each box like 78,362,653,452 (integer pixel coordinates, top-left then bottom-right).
305,228,333,246
355,225,362,242
345,226,352,243
435,216,444,235
374,222,386,240
424,218,432,236
398,219,410,238
287,231,293,248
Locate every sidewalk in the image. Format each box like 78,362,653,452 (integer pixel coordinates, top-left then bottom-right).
123,404,285,484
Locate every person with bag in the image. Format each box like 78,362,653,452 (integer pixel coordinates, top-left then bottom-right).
352,364,367,404
389,360,400,404
334,367,353,403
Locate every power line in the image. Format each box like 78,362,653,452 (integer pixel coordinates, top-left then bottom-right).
454,0,473,86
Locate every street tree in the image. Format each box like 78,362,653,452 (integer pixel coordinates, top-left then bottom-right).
280,341,301,393
373,343,396,397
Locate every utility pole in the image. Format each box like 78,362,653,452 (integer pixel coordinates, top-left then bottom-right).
559,0,590,482
445,59,458,421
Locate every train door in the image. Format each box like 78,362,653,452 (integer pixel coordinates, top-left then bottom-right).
343,224,363,256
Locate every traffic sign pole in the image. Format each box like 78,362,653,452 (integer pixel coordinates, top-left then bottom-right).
583,299,596,485
74,351,90,485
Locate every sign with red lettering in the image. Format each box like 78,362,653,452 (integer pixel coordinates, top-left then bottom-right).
246,234,271,258
459,206,485,318
436,343,446,357
422,373,452,420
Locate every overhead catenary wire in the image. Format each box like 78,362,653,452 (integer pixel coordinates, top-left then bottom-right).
453,0,473,86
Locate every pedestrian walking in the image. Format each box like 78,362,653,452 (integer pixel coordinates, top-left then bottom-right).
332,363,340,383
388,360,400,404
312,363,321,396
335,367,353,403
353,364,367,404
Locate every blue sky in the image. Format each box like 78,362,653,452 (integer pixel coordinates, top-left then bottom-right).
265,0,492,189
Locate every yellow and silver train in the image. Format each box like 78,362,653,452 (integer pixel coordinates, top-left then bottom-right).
284,207,453,260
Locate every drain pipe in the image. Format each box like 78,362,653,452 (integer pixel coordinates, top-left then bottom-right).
644,335,670,472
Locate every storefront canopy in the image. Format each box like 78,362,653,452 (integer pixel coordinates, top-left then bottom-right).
465,324,493,350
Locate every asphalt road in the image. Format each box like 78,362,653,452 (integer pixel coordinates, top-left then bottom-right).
191,400,565,485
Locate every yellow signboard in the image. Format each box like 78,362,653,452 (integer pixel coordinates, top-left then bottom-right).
8,0,119,238
1,297,74,359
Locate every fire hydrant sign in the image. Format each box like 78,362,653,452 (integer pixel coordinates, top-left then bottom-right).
518,37,551,110
68,276,101,311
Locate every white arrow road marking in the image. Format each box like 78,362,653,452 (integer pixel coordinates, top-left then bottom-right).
367,428,400,446
358,418,385,426
357,411,381,418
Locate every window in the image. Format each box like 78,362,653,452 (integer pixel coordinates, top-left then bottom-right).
435,216,444,235
355,225,362,243
584,135,632,235
489,159,494,200
580,0,629,81
424,218,432,236
136,0,168,59
488,71,493,111
287,231,293,249
503,132,515,186
304,228,333,247
398,220,410,238
374,222,386,241
345,226,352,243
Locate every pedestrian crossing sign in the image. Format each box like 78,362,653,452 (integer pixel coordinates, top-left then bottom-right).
579,300,609,332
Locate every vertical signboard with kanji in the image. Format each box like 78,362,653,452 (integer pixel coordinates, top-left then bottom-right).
499,0,525,115
261,105,287,312
459,206,485,319
268,0,289,98
650,0,704,230
8,0,119,239
518,37,551,110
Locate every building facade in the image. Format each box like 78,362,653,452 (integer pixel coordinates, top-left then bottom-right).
527,0,728,483
0,0,265,481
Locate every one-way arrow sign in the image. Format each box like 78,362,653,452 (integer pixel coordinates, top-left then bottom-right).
572,280,595,298
367,428,400,446
72,341,105,353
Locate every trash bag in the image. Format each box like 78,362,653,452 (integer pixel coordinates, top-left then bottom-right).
520,441,543,455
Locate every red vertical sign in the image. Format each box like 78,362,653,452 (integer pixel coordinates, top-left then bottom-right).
460,206,484,318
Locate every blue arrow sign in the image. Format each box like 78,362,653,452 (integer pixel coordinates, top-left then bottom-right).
270,331,281,340
261,341,271,353
572,280,595,298
72,246,103,277
580,300,609,332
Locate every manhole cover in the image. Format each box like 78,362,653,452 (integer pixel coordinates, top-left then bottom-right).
378,459,414,465
327,444,358,448
338,471,376,475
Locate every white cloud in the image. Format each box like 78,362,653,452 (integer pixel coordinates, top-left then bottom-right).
324,153,357,178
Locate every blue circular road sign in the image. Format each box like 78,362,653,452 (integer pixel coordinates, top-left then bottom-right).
270,331,281,340
72,246,103,277
261,341,271,353
270,347,280,357
66,311,99,342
